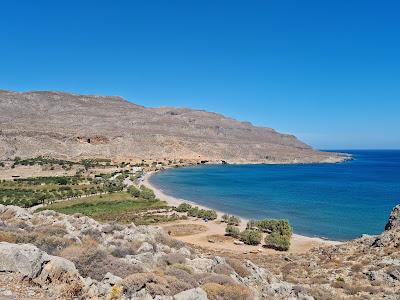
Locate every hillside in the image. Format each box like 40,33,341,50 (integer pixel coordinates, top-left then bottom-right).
0,204,399,299
0,90,346,163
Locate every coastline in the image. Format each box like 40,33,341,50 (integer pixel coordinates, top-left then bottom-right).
143,170,341,251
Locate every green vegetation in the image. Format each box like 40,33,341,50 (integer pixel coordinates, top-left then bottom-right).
139,185,156,200
247,219,293,251
36,191,178,225
175,203,192,212
225,225,240,238
128,186,141,197
12,156,116,170
239,229,262,245
220,214,241,225
174,202,217,220
0,174,125,208
264,232,290,251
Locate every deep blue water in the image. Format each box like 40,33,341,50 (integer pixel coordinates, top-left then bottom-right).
150,150,400,240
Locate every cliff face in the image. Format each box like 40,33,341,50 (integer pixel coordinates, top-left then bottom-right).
0,90,344,163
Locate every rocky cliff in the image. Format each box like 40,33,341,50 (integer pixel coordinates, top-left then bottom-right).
0,90,346,163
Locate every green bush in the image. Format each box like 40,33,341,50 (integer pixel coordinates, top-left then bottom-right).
228,215,241,226
264,232,290,251
256,219,292,236
175,203,192,212
239,229,262,245
198,209,217,220
187,206,200,217
139,186,156,200
128,186,141,198
221,214,230,222
225,225,240,238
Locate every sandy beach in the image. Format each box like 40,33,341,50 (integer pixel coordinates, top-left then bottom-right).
143,171,341,255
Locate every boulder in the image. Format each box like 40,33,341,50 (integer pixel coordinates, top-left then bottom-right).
137,242,154,253
37,255,81,284
385,204,400,230
174,287,208,300
0,242,49,278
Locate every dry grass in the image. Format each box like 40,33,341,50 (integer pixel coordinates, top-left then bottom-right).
225,258,251,277
163,224,207,236
202,282,253,300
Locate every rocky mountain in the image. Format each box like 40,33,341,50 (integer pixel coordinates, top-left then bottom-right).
0,204,399,299
0,89,346,163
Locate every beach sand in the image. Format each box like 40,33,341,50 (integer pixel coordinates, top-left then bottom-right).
143,171,341,255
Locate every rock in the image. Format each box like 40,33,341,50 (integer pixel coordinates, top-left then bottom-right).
0,242,50,278
174,287,208,300
2,290,13,296
187,258,213,273
137,242,154,253
177,247,191,257
102,272,122,286
385,204,400,230
388,267,400,281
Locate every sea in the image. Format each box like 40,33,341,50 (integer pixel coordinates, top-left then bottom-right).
149,150,400,240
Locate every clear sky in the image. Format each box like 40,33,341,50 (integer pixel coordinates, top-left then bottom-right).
1,0,399,149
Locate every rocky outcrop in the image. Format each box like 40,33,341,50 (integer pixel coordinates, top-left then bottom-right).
1,204,399,299
385,204,400,230
0,89,348,163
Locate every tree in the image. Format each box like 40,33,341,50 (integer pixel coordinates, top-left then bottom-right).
128,186,141,198
175,203,192,212
239,229,262,245
140,186,156,200
265,232,290,251
225,225,240,238
221,214,230,222
228,215,241,226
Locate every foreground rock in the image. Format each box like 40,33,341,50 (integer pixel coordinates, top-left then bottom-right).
0,203,399,299
0,204,316,299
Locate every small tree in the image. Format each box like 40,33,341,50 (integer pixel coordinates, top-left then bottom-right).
228,215,241,226
225,225,240,238
239,229,262,245
221,214,230,222
175,203,192,212
128,186,141,198
265,232,290,251
139,186,156,200
188,206,200,217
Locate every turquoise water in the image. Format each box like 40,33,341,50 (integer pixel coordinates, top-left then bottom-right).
150,150,400,240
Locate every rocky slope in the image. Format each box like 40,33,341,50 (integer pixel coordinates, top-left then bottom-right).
0,204,313,300
0,204,399,299
0,89,346,163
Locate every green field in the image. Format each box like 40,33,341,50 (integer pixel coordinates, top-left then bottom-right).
36,192,182,225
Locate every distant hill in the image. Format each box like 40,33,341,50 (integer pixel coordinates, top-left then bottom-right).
0,89,345,163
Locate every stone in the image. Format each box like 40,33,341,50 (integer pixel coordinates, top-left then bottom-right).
177,247,191,257
102,272,122,286
173,287,208,300
385,204,400,230
137,242,154,253
0,242,49,278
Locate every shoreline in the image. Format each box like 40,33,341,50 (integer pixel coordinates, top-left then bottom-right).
143,170,341,249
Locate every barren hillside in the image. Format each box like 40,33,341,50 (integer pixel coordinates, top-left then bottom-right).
0,90,345,163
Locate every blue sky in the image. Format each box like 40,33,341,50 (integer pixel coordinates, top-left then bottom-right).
1,0,399,149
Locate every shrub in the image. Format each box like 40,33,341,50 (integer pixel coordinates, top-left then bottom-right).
187,206,200,217
175,203,192,212
264,232,290,251
252,219,292,236
198,209,218,220
221,214,230,222
225,225,240,238
140,186,156,200
203,282,253,300
239,230,262,245
64,242,142,280
227,216,241,226
213,263,235,276
0,230,17,243
128,186,141,198
225,258,251,277
164,253,186,265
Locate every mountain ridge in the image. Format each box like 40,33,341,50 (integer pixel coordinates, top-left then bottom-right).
0,89,346,163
